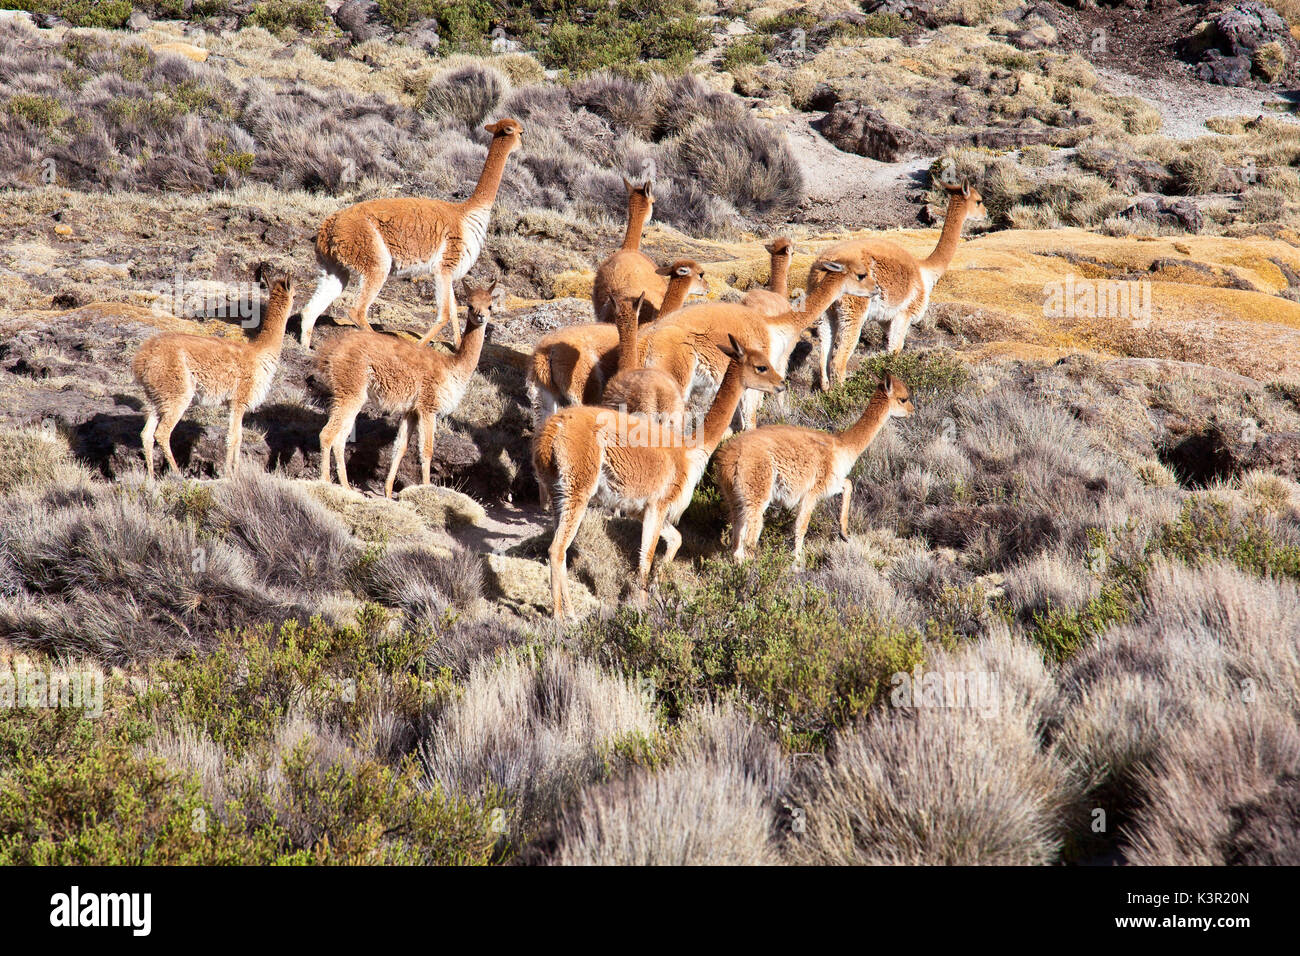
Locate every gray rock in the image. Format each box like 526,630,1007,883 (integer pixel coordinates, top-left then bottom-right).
1195,49,1254,86
818,101,937,162
408,19,441,54
334,0,388,43
126,10,150,31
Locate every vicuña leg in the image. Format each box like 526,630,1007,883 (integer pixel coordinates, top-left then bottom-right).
385,411,415,498
830,296,872,388
320,395,364,489
154,396,190,477
348,238,391,334
141,408,159,480
838,479,853,541
885,296,926,354
416,411,436,486
549,482,595,618
417,270,458,346
791,497,818,570
636,503,667,595
224,402,246,477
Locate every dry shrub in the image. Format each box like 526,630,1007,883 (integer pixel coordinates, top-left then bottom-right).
784,632,1069,865
355,543,483,620
421,648,659,839
205,472,356,595
547,701,786,865
1125,701,1300,865
1053,560,1300,861
548,758,780,865
0,483,289,663
423,64,511,128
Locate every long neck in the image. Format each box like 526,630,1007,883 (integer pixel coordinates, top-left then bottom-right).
467,138,512,208
778,275,844,331
695,360,747,453
769,253,790,297
451,320,488,375
253,289,292,353
658,276,692,317
920,195,970,276
616,309,638,372
837,390,892,456
622,197,651,251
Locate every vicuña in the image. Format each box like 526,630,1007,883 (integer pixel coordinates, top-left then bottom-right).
533,334,785,618
740,236,796,317
715,373,913,567
298,118,522,350
317,282,495,497
526,258,704,433
133,275,295,480
816,181,985,388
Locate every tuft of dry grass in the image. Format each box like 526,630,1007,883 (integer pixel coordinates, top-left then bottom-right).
420,648,659,841
783,631,1070,865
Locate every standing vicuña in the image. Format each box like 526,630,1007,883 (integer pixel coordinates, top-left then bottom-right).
533,335,785,618
299,118,522,350
133,275,295,481
642,257,876,429
317,282,495,497
590,179,678,323
715,373,913,567
817,181,985,388
740,237,795,317
600,292,685,430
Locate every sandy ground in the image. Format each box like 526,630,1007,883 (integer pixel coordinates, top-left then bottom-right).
1096,66,1300,140
776,111,932,232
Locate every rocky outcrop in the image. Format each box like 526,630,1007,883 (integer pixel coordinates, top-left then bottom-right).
817,102,939,162
1183,3,1293,85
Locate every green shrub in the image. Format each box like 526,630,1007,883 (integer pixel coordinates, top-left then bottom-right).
0,701,497,864
719,36,771,73
11,0,132,28
248,0,329,35
1153,497,1300,581
799,349,970,422
573,550,925,750
137,607,453,756
4,94,69,130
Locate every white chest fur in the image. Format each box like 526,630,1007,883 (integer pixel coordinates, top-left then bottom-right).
454,206,491,279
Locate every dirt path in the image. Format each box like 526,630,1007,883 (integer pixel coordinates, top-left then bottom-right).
775,111,931,231
455,499,548,555
1096,67,1300,139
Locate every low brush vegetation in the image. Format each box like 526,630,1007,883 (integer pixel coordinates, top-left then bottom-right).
4,5,1300,868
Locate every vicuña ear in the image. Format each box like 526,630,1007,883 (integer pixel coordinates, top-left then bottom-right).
643,179,654,200
961,181,971,198
719,333,743,361
623,176,634,193
883,373,897,396
820,261,845,273
655,264,672,277
488,280,501,299
675,265,692,277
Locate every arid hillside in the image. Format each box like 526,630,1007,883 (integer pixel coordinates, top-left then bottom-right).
1,3,1299,867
